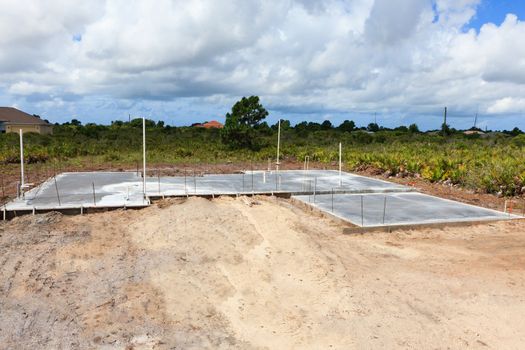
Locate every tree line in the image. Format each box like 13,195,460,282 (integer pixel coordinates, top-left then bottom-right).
55,95,524,152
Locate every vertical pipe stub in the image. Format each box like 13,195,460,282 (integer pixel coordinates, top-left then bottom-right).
339,142,342,186
276,119,281,172
19,129,25,195
142,117,147,200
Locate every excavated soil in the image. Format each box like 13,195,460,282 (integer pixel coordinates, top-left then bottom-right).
0,196,524,349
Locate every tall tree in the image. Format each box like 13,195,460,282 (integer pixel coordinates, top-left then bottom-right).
367,123,379,132
221,96,268,149
408,123,419,133
338,120,355,132
321,120,333,130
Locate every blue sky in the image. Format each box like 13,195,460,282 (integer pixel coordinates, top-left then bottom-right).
1,0,525,130
468,0,525,30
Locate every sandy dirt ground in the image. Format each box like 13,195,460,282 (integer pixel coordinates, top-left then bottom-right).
1,196,524,349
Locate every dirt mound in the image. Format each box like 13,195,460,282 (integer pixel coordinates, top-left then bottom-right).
1,198,524,348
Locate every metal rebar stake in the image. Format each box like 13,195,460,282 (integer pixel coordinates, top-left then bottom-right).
331,188,334,212
360,195,364,227
54,177,61,206
303,156,309,191
193,170,196,194
92,182,96,206
313,177,317,203
382,196,387,224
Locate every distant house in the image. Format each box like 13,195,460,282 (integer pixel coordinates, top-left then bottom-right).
0,107,53,134
192,120,224,129
463,130,485,135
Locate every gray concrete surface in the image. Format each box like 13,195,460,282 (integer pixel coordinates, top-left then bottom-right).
2,171,517,228
153,170,411,196
4,172,147,211
3,170,411,211
293,192,518,227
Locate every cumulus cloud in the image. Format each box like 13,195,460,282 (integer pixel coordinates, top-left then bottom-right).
487,97,525,114
0,0,524,128
8,82,52,95
364,0,428,45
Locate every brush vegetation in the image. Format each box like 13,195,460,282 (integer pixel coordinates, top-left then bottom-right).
2,120,525,196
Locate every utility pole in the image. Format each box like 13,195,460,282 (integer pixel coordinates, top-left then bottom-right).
441,106,449,136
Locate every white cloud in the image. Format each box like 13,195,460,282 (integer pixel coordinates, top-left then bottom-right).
0,0,524,128
8,81,52,95
364,0,427,45
487,97,525,114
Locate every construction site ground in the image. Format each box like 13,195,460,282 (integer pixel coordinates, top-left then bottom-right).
1,196,524,349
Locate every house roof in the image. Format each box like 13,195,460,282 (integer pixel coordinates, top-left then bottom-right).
0,107,50,125
192,120,224,129
202,120,223,129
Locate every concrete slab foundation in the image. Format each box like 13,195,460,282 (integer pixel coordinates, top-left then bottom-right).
1,170,518,228
149,170,412,196
4,172,148,211
292,192,519,228
2,170,411,211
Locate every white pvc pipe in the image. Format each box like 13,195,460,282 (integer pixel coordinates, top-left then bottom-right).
19,129,24,192
339,142,342,186
276,119,281,172
142,117,146,200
